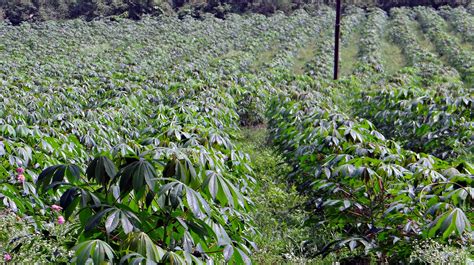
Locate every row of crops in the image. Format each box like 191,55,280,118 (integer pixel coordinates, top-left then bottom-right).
0,3,473,264
267,5,473,263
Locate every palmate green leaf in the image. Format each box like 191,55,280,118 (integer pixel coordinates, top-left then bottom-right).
337,237,373,253
15,146,33,165
183,251,204,265
60,187,79,219
234,248,251,265
85,207,114,232
113,143,136,158
105,210,121,234
334,164,356,178
209,221,232,246
83,206,139,235
1,187,32,213
158,181,183,209
121,212,134,234
37,164,81,191
186,218,213,240
87,156,117,187
0,124,16,137
384,202,405,216
161,251,186,265
218,176,234,208
124,232,165,262
118,158,158,194
185,185,211,217
119,253,146,265
203,170,245,209
73,240,115,265
428,208,472,239
158,180,210,217
204,170,219,199
447,188,469,206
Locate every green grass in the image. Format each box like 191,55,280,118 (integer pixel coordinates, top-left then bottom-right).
444,22,474,52
410,21,437,54
251,42,280,71
239,127,308,264
293,42,316,75
238,127,344,265
459,41,474,52
340,31,361,76
381,35,406,74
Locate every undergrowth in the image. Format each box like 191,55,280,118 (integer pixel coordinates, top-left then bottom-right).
239,127,342,264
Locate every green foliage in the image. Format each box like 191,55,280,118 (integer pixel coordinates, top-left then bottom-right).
1,3,473,264
439,6,474,44
355,7,473,159
1,12,275,262
415,6,474,80
265,8,473,261
241,128,347,264
0,0,168,24
28,74,257,262
354,8,387,74
0,0,470,24
0,211,75,263
408,239,472,264
355,70,472,159
267,83,473,262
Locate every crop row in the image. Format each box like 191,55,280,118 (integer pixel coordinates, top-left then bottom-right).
1,5,473,263
389,8,443,68
1,8,364,263
266,6,473,261
415,6,474,81
267,84,473,261
439,6,474,44
353,7,473,159
2,13,318,263
355,8,387,74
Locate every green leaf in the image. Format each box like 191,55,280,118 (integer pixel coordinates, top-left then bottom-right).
105,210,120,234
223,245,234,261
73,240,114,265
118,159,157,194
121,212,134,234
85,208,113,232
87,156,116,187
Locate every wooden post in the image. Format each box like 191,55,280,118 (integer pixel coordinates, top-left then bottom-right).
334,0,342,80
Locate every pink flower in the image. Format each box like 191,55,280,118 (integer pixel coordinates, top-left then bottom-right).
17,174,25,183
4,253,12,262
57,216,65,225
51,205,63,212
16,167,25,174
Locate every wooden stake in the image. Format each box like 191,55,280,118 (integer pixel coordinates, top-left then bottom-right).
334,0,342,80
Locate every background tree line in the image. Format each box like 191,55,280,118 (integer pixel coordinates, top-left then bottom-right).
0,0,470,24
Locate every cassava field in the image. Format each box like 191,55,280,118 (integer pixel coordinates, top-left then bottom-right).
0,3,473,264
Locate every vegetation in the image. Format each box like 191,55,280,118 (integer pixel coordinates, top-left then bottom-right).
0,0,471,24
0,3,473,264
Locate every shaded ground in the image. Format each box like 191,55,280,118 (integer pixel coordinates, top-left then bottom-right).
239,127,342,264
341,31,362,76
381,32,406,74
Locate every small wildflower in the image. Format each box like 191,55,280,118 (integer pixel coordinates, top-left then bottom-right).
4,253,12,262
51,205,63,212
16,167,25,174
57,216,65,225
17,174,25,183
